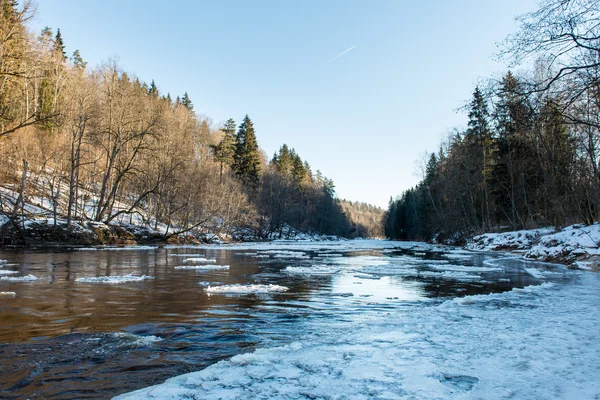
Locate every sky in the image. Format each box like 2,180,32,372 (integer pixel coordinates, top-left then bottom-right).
30,0,537,208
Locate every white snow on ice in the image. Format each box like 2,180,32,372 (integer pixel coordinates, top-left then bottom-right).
75,274,154,284
205,284,289,294
0,274,39,282
284,265,340,275
182,257,216,264
174,265,230,271
0,270,19,275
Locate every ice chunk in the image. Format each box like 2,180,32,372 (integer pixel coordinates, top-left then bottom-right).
284,265,340,275
182,257,216,263
75,274,154,284
174,265,229,270
205,284,289,294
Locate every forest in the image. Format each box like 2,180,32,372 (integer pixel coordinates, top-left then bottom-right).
0,0,383,243
385,0,600,243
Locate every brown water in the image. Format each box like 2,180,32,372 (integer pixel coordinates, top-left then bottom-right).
0,241,566,399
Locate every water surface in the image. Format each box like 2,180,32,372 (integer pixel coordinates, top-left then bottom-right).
0,240,568,399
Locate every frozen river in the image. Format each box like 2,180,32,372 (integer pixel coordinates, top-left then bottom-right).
0,240,597,399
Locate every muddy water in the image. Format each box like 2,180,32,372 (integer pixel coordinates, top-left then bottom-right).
0,241,567,399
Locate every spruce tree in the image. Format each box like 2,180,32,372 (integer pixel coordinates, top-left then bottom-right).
71,49,86,69
181,92,193,111
54,28,66,60
148,80,158,97
233,115,261,187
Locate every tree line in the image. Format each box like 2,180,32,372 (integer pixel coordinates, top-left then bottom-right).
0,0,375,241
385,0,600,242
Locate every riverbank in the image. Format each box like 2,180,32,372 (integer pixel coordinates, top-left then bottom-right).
465,223,600,271
0,215,346,248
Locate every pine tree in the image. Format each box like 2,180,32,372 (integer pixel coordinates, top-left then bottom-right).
233,115,261,187
54,28,66,60
181,92,193,111
148,80,158,97
71,49,87,69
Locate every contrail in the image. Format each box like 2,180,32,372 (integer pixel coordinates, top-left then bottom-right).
326,45,356,64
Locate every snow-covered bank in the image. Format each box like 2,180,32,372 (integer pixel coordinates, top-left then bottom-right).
466,224,600,269
116,272,600,399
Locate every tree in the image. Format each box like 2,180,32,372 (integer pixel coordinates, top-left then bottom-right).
71,49,87,69
54,28,66,60
211,118,236,180
233,115,261,188
181,92,193,111
148,79,158,97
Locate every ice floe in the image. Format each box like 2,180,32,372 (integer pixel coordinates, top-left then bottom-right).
75,274,154,284
205,284,289,294
174,265,229,271
0,274,39,282
284,265,340,275
0,270,19,275
182,257,216,263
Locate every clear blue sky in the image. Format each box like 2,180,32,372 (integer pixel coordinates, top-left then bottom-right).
31,0,536,208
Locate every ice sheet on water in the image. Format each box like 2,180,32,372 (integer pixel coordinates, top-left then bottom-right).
428,264,502,272
0,270,19,275
174,265,229,271
258,250,310,259
77,246,158,251
1,274,39,282
118,273,600,400
445,282,556,306
360,265,483,281
168,253,205,257
205,284,289,294
75,274,154,284
182,258,216,263
284,265,340,275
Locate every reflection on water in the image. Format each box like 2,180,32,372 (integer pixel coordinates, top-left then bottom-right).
0,241,569,399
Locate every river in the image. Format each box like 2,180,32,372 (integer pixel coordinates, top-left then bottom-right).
0,240,594,399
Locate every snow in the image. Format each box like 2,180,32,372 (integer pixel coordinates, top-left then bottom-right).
117,272,600,400
0,291,16,297
205,284,289,294
466,227,556,251
525,223,600,263
0,274,39,282
284,265,340,275
174,265,230,271
466,224,600,267
0,259,7,264
75,274,154,284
